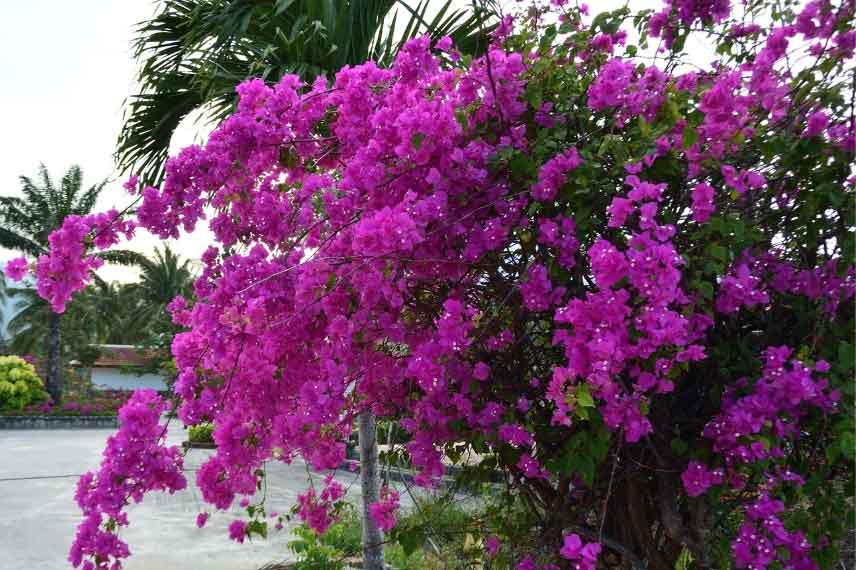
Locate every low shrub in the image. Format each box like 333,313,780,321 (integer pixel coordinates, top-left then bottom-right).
287,503,426,570
0,355,47,410
188,423,215,444
287,505,360,570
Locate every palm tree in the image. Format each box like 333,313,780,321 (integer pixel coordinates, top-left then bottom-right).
0,269,11,352
117,0,497,184
127,245,195,331
7,279,138,356
0,165,146,401
137,245,194,301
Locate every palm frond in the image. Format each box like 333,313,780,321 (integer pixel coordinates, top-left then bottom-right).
0,227,43,257
73,180,108,217
15,176,52,237
0,197,39,239
116,0,499,186
60,165,84,212
117,80,207,186
93,249,149,267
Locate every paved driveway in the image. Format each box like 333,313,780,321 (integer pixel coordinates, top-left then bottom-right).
0,428,364,570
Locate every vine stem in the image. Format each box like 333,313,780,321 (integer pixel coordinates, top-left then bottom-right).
599,438,622,541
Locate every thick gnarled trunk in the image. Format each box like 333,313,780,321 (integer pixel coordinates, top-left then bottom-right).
359,410,384,570
45,311,62,402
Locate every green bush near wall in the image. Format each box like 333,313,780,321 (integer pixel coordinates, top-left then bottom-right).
0,356,47,410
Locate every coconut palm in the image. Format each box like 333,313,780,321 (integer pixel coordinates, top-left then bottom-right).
116,0,498,184
126,245,195,331
0,270,10,352
7,279,140,356
0,165,146,401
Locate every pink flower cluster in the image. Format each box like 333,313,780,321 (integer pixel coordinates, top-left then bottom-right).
537,215,578,269
690,183,715,223
649,0,732,49
531,147,582,201
559,533,601,570
733,494,818,570
368,486,401,532
27,4,851,565
681,461,724,497
228,519,247,543
681,347,840,568
551,174,707,441
69,391,185,569
716,253,855,315
701,347,838,469
4,257,28,281
35,210,135,312
296,476,345,535
587,59,668,127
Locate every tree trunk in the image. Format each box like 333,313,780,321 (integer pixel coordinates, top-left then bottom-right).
45,311,62,402
359,410,384,570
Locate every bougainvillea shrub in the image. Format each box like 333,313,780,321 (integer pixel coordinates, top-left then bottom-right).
15,0,855,568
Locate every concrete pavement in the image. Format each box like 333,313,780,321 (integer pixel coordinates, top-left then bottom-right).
0,428,365,570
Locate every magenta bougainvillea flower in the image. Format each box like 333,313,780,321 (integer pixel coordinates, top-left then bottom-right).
41,0,855,568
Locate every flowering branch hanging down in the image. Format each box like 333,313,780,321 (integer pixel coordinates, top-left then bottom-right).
14,0,855,568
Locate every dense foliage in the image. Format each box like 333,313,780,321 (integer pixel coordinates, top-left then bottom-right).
118,0,497,184
187,422,214,444
0,165,145,401
0,355,46,410
12,0,855,568
4,245,195,386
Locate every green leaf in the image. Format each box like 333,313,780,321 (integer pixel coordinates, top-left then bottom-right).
526,86,544,109
672,32,688,53
840,433,855,460
274,0,296,15
509,153,535,181
696,281,714,300
682,125,699,149
247,520,268,539
280,146,299,168
411,133,424,150
708,244,728,262
638,116,651,138
670,438,688,456
578,455,596,486
576,385,595,408
396,524,425,555
837,341,853,371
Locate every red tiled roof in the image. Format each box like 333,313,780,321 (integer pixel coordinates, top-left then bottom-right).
90,345,158,368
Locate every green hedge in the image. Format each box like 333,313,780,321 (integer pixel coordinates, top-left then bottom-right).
0,356,47,410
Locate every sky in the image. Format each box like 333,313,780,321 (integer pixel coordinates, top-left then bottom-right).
0,0,707,284
0,0,213,282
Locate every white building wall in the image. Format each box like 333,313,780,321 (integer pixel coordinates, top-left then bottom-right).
91,368,168,391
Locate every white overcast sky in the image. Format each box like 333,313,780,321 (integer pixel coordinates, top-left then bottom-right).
0,0,212,281
0,0,702,282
